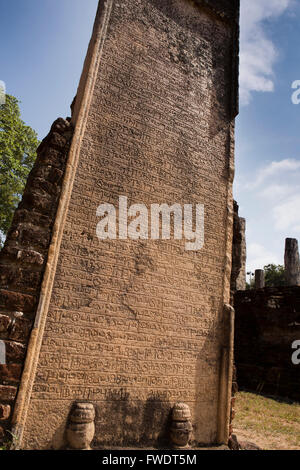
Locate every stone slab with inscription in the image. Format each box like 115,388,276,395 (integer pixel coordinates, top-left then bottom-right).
11,0,239,449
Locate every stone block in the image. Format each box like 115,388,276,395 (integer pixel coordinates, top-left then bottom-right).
0,404,11,421
4,341,26,364
0,290,36,314
0,385,17,402
0,364,22,384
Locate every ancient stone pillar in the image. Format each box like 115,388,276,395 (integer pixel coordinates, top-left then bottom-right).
231,202,247,295
255,270,265,289
284,238,300,286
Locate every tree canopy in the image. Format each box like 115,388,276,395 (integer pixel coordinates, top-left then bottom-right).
0,94,39,242
246,264,286,289
264,264,286,287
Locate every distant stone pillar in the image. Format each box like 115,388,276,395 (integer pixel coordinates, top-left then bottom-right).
255,270,265,289
231,201,247,294
285,238,300,286
237,217,247,291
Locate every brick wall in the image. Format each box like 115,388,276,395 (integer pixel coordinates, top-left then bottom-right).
234,287,300,402
0,118,73,443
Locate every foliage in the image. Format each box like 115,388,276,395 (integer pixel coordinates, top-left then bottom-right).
0,94,39,242
0,431,18,451
246,265,286,289
264,264,286,287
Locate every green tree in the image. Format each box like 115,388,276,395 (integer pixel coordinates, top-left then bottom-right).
264,264,286,287
0,94,39,242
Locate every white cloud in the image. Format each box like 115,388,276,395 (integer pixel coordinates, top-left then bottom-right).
245,158,300,240
273,194,300,231
247,243,281,272
259,184,296,202
248,158,300,189
240,0,292,105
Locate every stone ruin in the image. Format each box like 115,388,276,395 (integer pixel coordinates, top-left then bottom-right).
230,201,246,297
285,238,300,287
234,238,300,401
0,0,240,449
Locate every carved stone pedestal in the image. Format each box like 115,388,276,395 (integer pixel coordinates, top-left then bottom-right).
66,402,95,450
170,402,192,449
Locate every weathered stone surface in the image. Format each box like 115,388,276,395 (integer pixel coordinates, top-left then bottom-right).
9,318,32,343
31,166,64,186
0,315,11,334
0,404,11,421
0,364,22,384
0,266,41,293
236,217,246,290
231,201,246,295
0,247,44,266
228,433,239,450
0,0,239,450
66,402,95,450
285,238,300,287
0,314,31,343
4,342,26,364
0,114,73,442
0,290,36,314
195,0,240,22
170,403,192,448
5,211,52,236
38,147,67,169
228,434,261,451
254,269,265,289
44,132,69,151
234,287,300,401
16,249,44,266
16,0,239,450
238,440,261,451
0,385,17,402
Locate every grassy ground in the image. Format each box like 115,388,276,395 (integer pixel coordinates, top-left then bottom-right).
234,391,300,450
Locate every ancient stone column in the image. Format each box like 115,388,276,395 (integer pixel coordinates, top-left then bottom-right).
284,238,300,286
255,270,265,289
236,217,247,291
231,201,247,294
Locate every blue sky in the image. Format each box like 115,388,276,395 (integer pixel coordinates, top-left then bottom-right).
1,0,300,274
236,0,300,273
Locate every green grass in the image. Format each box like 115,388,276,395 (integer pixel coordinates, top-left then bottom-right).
234,391,300,450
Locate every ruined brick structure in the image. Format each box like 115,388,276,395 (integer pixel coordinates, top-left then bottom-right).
0,0,240,449
228,201,245,442
235,287,300,402
0,119,74,443
230,201,246,297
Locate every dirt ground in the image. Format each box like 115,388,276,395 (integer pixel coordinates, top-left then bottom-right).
234,391,300,450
